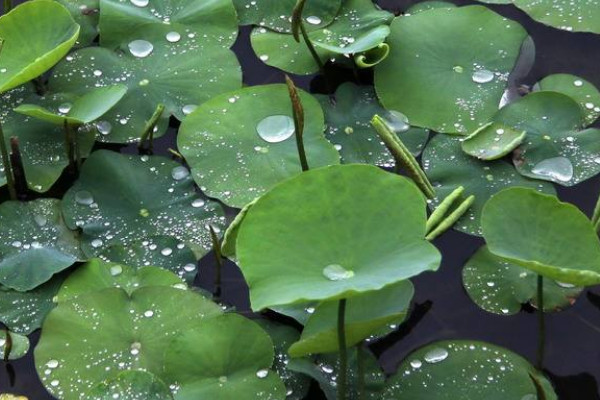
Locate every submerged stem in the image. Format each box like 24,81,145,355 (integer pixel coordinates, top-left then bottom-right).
9,137,27,198
138,103,165,152
592,191,600,230
337,299,348,400
63,120,76,173
536,275,545,370
356,343,366,400
209,225,223,301
285,75,309,171
0,120,16,200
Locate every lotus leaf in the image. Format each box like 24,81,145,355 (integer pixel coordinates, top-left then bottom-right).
86,370,173,400
221,199,257,259
461,122,526,160
517,0,599,34
56,0,99,47
406,1,456,13
0,331,30,361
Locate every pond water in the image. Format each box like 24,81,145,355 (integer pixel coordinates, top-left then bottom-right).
1,0,600,399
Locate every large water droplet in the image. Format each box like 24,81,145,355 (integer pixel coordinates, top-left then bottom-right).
383,110,410,134
531,156,574,182
96,121,112,136
256,115,295,143
34,215,48,227
130,342,141,355
128,40,154,58
306,16,322,25
191,199,205,208
182,104,198,115
256,369,269,378
322,264,355,281
410,359,422,369
130,0,148,7
58,103,72,114
91,239,103,248
110,265,123,276
472,69,495,84
424,347,449,363
166,31,181,43
75,190,94,206
171,166,190,180
161,247,173,256
46,360,59,369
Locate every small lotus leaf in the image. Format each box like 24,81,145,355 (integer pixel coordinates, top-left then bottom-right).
34,286,223,400
86,370,173,400
0,199,83,291
375,5,527,134
56,0,99,47
461,122,526,160
382,340,556,399
422,133,555,236
0,331,30,360
288,280,413,357
0,0,80,93
178,84,340,208
237,164,441,310
163,314,286,400
61,150,225,258
463,246,582,315
482,187,600,286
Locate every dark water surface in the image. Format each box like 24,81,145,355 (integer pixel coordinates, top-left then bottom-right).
2,0,600,398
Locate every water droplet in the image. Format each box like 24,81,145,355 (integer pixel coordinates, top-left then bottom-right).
256,369,269,378
218,376,228,383
93,70,102,77
472,69,495,84
259,54,269,62
91,239,103,248
50,380,60,387
139,208,150,218
96,121,112,135
486,281,495,287
557,281,576,288
161,247,173,256
166,31,181,43
46,360,59,369
183,263,196,272
410,359,422,369
110,265,123,276
321,365,334,374
75,190,94,206
531,157,574,183
306,16,322,25
574,80,583,87
144,310,154,317
171,166,190,180
139,79,150,86
58,103,72,114
128,40,154,58
130,342,141,355
34,215,48,227
453,65,464,73
424,347,449,363
256,115,295,143
130,0,148,7
191,199,205,208
383,110,410,133
182,104,198,115
322,264,355,281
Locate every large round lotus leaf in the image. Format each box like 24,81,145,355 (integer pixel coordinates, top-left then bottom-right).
537,74,600,126
288,280,413,358
513,0,600,34
256,320,311,400
250,0,393,75
374,6,527,134
86,370,173,400
237,164,441,311
382,340,557,399
0,199,83,291
62,150,225,259
99,0,238,50
50,45,241,143
0,1,79,93
34,286,223,400
0,85,96,192
178,84,340,208
317,83,428,166
495,91,600,186
56,259,185,303
163,314,286,400
463,246,582,315
234,0,342,32
100,236,198,283
57,0,99,47
0,331,30,361
0,275,64,335
422,134,555,236
482,188,600,286
14,85,127,125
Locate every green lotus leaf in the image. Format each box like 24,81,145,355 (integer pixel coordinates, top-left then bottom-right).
422,133,555,236
237,164,441,310
14,84,127,125
234,0,342,32
34,286,223,400
56,0,99,47
0,331,30,361
495,91,600,186
99,0,238,50
0,199,83,291
256,320,311,400
270,302,319,326
62,150,225,259
382,340,557,399
406,1,456,13
0,0,80,93
461,121,526,160
250,0,393,75
288,280,413,357
86,370,173,400
0,275,64,335
221,199,257,260
513,0,600,34
178,84,339,208
163,314,286,400
482,187,600,286
463,246,582,315
317,83,428,166
100,236,198,283
375,5,527,134
55,259,185,303
536,74,600,126
0,84,95,192
50,44,241,143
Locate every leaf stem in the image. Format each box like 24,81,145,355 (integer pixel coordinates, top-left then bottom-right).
592,191,600,230
426,186,465,233
425,195,475,241
3,0,12,13
536,274,545,370
63,119,76,174
292,0,326,78
285,75,309,171
9,137,27,198
209,225,223,301
0,120,16,200
138,104,165,152
337,299,348,400
2,329,12,361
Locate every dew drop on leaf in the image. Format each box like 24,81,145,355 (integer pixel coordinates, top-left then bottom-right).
256,115,295,143
128,40,154,58
322,264,355,281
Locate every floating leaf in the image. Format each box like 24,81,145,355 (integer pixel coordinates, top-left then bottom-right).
35,286,223,400
0,199,83,291
100,236,198,283
482,188,600,286
422,133,555,236
178,84,339,208
288,281,413,357
62,150,225,259
86,370,173,400
56,0,99,47
0,0,80,93
375,5,527,134
463,246,582,315
50,44,241,143
382,340,557,399
234,0,342,32
163,314,286,400
406,1,456,13
0,331,30,360
461,122,526,160
513,0,600,34
237,164,440,311
251,0,393,75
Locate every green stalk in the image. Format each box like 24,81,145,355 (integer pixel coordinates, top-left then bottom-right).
356,343,366,400
2,0,11,14
9,137,27,198
425,195,475,241
292,0,326,77
536,275,545,370
2,329,12,361
285,75,309,171
138,103,165,152
426,186,465,233
592,191,600,229
63,119,76,173
337,299,348,400
209,225,223,301
0,121,16,200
